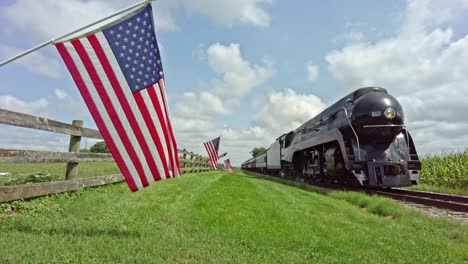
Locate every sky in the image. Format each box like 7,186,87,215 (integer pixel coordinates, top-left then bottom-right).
1,0,468,166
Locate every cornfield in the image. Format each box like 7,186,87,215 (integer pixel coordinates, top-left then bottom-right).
420,150,468,189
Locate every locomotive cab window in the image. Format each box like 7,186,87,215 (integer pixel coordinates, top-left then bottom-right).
284,132,294,148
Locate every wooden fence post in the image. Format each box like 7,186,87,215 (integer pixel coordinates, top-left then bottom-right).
182,149,187,174
65,120,82,180
203,157,208,171
189,152,195,173
195,155,201,172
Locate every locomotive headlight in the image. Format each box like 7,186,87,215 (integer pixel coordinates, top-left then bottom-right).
384,107,396,119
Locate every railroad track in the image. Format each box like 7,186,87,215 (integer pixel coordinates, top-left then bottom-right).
243,170,468,213
366,188,468,213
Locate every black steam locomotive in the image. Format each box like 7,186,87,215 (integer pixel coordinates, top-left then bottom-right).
242,87,421,187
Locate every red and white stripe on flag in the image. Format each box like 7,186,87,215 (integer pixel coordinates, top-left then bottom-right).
224,159,233,173
204,141,218,169
55,21,180,191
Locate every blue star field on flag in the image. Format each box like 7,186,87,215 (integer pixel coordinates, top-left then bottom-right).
103,5,163,93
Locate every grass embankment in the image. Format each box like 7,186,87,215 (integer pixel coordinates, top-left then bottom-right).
0,162,120,186
1,170,467,263
408,151,468,195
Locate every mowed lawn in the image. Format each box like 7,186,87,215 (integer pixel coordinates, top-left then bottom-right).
0,171,467,263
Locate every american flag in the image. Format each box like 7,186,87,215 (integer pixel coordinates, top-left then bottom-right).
55,4,180,192
224,159,233,173
203,137,220,169
207,152,227,164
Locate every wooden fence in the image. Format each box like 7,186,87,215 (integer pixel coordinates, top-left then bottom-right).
0,108,215,203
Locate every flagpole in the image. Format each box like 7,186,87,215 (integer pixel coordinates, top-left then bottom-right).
0,0,153,67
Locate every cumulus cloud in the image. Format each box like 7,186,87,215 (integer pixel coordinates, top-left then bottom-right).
171,113,273,167
0,95,49,116
0,94,64,151
49,88,91,121
54,88,70,100
0,0,119,39
172,42,272,130
0,90,94,152
171,123,269,167
306,63,319,82
0,0,272,39
169,42,277,164
326,0,468,154
255,89,326,135
0,89,89,120
0,44,62,79
206,43,274,97
180,0,272,28
0,125,70,151
198,89,326,165
174,91,232,119
171,42,327,164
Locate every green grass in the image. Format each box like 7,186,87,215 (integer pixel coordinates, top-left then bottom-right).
0,162,120,186
1,170,467,263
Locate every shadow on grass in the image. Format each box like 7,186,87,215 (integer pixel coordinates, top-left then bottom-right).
10,223,142,239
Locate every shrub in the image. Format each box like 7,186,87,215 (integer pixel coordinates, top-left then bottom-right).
89,141,110,153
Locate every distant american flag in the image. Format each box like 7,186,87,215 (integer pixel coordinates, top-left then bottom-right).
203,137,220,169
55,4,180,192
224,159,233,173
207,152,227,164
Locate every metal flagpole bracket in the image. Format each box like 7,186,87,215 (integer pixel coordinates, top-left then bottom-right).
0,0,154,68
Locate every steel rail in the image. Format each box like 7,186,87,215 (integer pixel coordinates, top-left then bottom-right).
368,189,468,213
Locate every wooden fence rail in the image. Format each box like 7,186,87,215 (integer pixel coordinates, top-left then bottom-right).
0,108,217,203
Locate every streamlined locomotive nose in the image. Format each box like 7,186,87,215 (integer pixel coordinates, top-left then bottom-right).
351,90,405,141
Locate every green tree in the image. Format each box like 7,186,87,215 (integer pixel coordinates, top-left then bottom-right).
89,141,110,153
250,147,267,157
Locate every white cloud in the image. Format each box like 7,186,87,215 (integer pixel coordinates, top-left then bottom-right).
0,95,49,116
206,43,274,97
0,0,118,39
49,89,91,121
0,89,89,120
173,87,326,164
174,91,231,119
255,89,326,135
169,42,276,165
54,88,70,100
0,125,70,151
326,0,468,154
0,0,272,39
171,42,273,126
306,63,319,82
0,90,94,153
180,0,272,28
172,117,271,167
0,44,62,79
